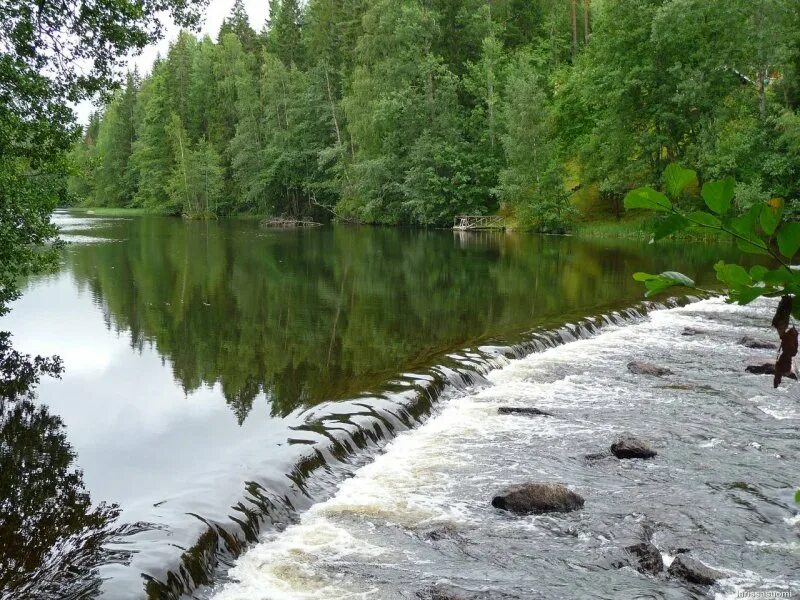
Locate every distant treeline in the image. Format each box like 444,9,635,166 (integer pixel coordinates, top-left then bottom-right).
68,0,800,229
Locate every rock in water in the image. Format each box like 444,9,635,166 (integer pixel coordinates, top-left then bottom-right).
681,327,706,336
419,583,478,600
611,434,657,459
627,361,673,376
739,336,778,350
745,363,797,380
492,483,584,515
624,542,663,574
497,406,553,417
667,554,724,585
419,583,518,600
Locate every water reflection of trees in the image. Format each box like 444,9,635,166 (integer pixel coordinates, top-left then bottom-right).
68,221,739,423
0,333,120,599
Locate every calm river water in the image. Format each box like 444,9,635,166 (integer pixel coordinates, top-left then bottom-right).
0,211,796,599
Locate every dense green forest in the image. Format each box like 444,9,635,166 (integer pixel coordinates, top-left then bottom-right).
68,0,800,229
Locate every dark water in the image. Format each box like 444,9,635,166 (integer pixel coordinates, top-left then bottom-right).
0,211,777,599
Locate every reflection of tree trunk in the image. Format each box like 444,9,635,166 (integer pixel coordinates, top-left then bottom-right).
570,0,578,58
326,266,349,368
180,239,188,305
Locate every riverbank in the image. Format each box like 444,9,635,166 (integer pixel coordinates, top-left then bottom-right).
66,207,730,241
574,215,727,241
68,206,168,217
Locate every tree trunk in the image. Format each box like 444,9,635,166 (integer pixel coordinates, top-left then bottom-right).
570,0,578,58
487,61,495,149
583,0,590,44
324,68,343,149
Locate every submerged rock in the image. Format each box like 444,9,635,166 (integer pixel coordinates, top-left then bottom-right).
497,406,553,417
667,554,724,585
627,361,673,377
739,336,778,350
745,363,797,379
492,482,584,515
611,434,657,459
419,583,518,600
419,583,478,600
681,327,707,336
584,451,611,461
624,542,663,574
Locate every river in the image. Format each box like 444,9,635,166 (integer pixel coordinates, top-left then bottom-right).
0,211,796,599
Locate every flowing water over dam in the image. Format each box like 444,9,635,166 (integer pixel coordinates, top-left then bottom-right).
210,298,799,600
0,212,796,599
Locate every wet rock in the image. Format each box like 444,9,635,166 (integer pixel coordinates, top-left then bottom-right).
420,525,466,543
419,583,480,600
492,482,584,515
584,451,611,461
611,434,657,459
667,554,724,585
418,583,518,600
497,406,553,417
745,363,797,380
627,361,673,377
739,336,778,350
682,327,707,336
624,542,663,574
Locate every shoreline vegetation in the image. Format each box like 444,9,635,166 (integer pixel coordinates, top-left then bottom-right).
66,0,800,232
67,206,727,241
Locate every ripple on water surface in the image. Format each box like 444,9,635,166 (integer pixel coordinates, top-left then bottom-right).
211,298,800,600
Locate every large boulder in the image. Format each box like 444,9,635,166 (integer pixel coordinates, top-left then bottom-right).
624,542,663,575
739,336,778,350
611,434,657,459
627,361,673,377
497,406,553,417
492,482,584,515
667,554,724,585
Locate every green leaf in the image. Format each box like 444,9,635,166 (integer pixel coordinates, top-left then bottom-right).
732,205,768,254
633,271,695,297
664,163,697,199
652,214,689,241
763,268,797,285
687,211,721,228
701,177,735,215
796,489,800,504
759,198,784,236
777,222,800,258
749,265,768,281
737,238,771,255
731,204,761,237
624,187,672,212
714,262,752,287
730,285,767,305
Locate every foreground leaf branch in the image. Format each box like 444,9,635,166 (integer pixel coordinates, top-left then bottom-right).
624,163,800,388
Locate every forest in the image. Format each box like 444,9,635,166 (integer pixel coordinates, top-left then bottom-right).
67,0,800,230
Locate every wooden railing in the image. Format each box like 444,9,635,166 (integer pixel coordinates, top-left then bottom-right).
453,215,504,230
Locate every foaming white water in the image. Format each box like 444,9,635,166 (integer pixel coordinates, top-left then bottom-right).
213,298,799,600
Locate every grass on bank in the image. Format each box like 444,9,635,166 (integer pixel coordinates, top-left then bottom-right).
574,214,726,241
